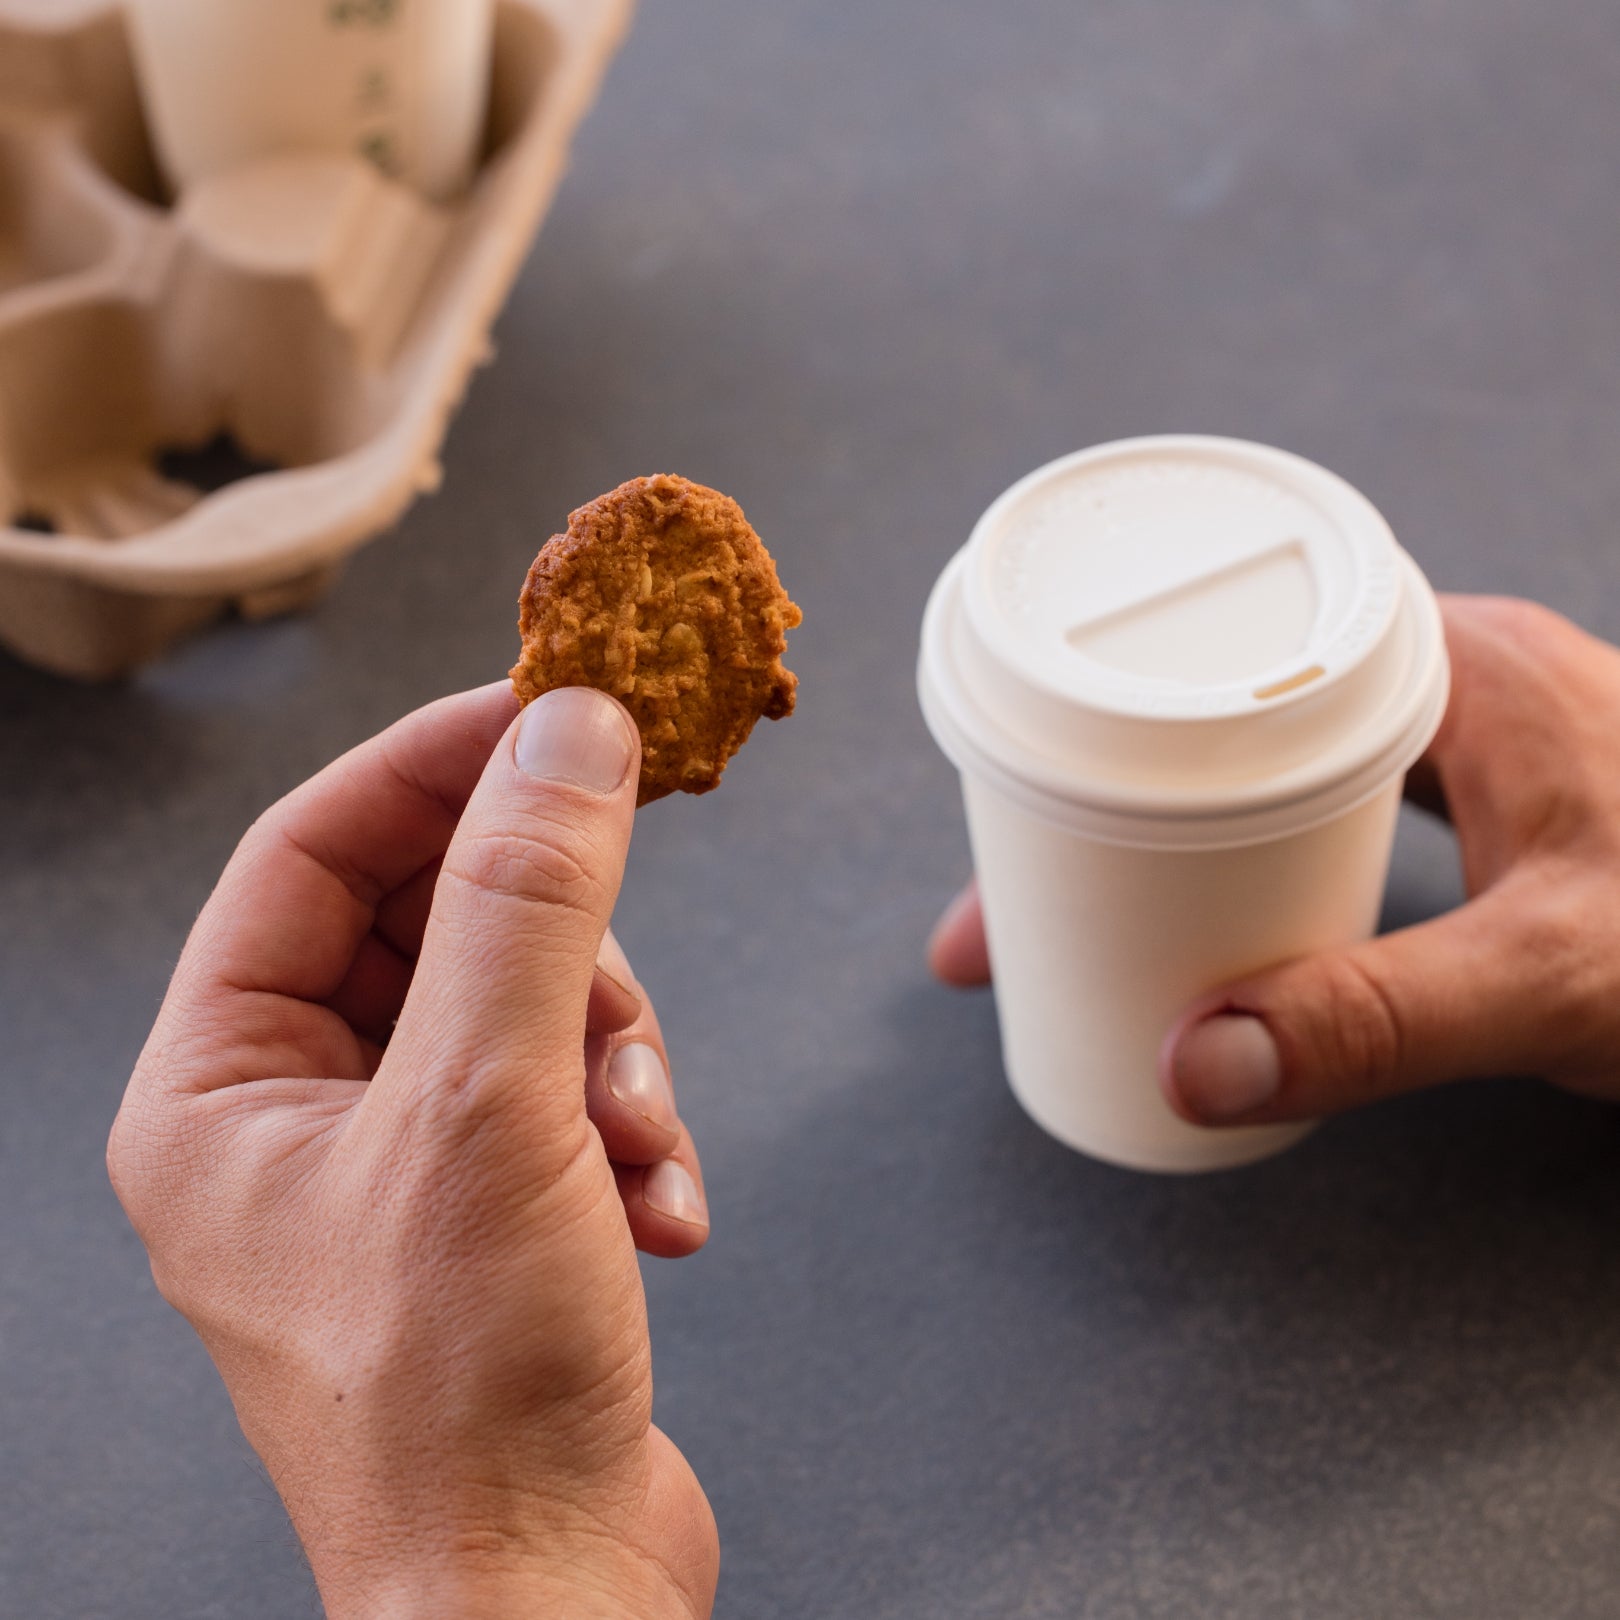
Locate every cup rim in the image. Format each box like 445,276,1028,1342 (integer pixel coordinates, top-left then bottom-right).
961,435,1407,727
919,514,1450,850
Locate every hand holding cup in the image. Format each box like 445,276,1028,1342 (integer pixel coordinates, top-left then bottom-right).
933,596,1620,1127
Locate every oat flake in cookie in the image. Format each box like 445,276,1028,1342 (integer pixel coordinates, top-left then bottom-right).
510,474,803,805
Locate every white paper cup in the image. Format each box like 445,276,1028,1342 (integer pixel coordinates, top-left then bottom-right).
126,0,495,203
918,436,1450,1173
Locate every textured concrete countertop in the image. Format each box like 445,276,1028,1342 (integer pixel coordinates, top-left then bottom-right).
5,1,1620,1615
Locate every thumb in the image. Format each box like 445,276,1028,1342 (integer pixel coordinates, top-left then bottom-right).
1159,894,1552,1125
379,687,640,1157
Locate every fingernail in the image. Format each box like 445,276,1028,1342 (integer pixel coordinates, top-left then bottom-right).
515,689,634,794
607,1042,678,1131
1172,1014,1282,1120
644,1160,707,1227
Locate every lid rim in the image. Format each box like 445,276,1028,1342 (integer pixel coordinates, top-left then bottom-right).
961,434,1405,725
919,546,1450,851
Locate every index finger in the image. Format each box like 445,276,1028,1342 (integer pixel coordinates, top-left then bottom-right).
177,684,520,1010
1417,595,1616,859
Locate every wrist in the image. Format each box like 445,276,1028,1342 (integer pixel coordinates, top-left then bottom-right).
314,1548,703,1620
262,1419,714,1619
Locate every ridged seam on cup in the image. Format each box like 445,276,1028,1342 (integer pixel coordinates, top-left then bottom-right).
920,551,1449,849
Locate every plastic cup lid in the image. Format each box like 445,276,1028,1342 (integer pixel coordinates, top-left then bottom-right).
918,436,1450,848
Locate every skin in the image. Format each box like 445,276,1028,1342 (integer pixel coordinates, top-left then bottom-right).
102,593,1619,1614
109,683,718,1620
929,595,1620,1118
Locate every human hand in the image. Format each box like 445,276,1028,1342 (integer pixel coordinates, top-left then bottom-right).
109,684,717,1620
929,596,1620,1125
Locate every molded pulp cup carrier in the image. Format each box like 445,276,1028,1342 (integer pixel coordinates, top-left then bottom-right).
918,436,1450,1173
0,0,632,679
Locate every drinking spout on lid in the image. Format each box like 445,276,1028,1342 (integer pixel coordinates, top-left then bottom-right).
1063,538,1319,689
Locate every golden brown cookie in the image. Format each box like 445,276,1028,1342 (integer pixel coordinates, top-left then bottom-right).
510,474,802,806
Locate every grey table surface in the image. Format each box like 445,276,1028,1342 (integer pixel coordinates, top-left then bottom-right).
7,1,1620,1616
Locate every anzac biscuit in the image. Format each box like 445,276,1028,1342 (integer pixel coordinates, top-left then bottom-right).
510,474,802,805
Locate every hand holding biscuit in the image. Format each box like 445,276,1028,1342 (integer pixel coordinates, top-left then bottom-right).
108,683,717,1620
512,474,802,804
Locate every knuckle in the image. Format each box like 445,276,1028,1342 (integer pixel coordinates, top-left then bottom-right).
106,1094,161,1227
1296,954,1404,1096
1471,597,1594,687
1472,595,1570,646
1499,595,1560,633
104,1121,137,1211
106,1082,229,1279
146,1255,195,1318
445,820,606,919
233,803,287,871
1514,885,1585,966
1510,883,1605,1039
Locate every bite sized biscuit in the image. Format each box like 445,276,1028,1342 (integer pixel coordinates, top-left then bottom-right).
510,474,802,806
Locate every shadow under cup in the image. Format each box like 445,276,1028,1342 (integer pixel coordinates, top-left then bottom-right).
918,435,1450,1174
